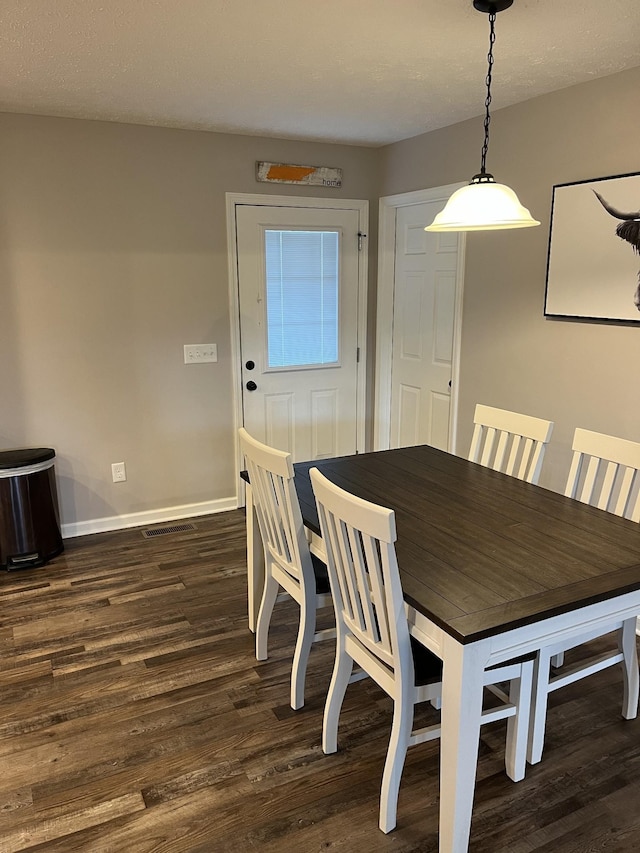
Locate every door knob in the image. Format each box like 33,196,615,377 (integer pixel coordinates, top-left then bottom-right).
246,380,257,391
245,360,255,370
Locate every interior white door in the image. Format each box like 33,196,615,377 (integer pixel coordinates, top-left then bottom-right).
390,202,459,451
236,204,361,462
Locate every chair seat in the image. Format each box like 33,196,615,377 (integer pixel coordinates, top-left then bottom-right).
411,642,534,687
311,552,331,595
410,636,443,685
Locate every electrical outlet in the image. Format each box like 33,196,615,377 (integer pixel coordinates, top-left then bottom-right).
111,462,126,483
184,343,217,364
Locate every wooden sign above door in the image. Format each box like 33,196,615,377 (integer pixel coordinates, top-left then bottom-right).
256,161,342,188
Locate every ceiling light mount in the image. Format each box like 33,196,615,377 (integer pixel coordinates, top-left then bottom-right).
472,1,513,13
426,0,539,232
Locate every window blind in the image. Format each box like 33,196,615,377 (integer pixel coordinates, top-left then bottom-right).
265,230,339,368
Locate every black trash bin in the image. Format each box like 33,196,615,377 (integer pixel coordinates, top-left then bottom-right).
0,448,64,570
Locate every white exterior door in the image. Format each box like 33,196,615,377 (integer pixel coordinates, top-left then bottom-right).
235,202,364,462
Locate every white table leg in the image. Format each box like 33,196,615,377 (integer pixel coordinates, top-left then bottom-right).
245,484,264,633
438,637,489,853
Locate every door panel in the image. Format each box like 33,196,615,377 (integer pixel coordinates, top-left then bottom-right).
236,204,361,462
390,202,459,451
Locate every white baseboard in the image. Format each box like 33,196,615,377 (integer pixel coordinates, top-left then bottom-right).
61,496,239,539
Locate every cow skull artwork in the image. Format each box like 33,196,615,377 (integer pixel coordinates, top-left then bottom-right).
593,191,640,311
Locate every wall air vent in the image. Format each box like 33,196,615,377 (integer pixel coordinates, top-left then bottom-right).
142,523,197,538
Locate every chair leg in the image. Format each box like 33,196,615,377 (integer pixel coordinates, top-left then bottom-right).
379,692,413,834
245,485,264,634
504,660,533,781
255,571,279,662
527,648,552,765
619,618,640,720
323,638,354,754
290,592,317,710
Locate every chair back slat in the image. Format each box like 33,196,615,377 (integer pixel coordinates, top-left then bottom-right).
326,510,359,626
479,426,497,468
494,430,510,471
253,458,291,563
565,450,582,500
582,456,600,505
565,428,640,523
523,439,546,481
310,468,403,673
599,461,619,512
341,525,391,656
349,536,371,629
468,422,484,464
469,404,554,485
616,467,638,520
239,428,311,584
362,533,391,649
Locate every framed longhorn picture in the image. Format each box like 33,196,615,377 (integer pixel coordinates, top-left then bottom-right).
544,171,640,323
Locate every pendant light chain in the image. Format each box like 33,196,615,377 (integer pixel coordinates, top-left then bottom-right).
424,0,540,232
480,11,497,176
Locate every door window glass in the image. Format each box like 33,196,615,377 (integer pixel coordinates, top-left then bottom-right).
265,230,339,368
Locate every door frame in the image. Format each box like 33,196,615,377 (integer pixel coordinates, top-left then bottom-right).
226,192,369,504
374,184,466,453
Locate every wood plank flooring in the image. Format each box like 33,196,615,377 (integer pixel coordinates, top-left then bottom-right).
1,509,640,851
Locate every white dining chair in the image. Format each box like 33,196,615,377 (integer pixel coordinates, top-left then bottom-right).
527,427,640,765
239,429,334,710
310,466,534,834
469,403,554,485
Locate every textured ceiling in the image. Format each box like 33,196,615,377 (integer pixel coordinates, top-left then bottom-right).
1,0,639,147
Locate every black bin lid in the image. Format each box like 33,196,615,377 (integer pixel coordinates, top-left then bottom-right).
0,448,56,470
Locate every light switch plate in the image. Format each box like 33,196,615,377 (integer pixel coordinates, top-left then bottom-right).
184,344,217,364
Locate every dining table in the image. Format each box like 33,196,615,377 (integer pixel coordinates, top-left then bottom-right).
243,443,640,852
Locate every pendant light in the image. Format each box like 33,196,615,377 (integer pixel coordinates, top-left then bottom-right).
425,0,539,232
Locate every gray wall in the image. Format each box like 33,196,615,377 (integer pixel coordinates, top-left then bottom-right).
0,113,379,528
379,65,640,493
1,65,638,530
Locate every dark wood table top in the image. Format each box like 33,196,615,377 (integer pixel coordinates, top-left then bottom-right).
292,445,640,645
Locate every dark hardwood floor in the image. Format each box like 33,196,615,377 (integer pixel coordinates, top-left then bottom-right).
1,509,640,852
